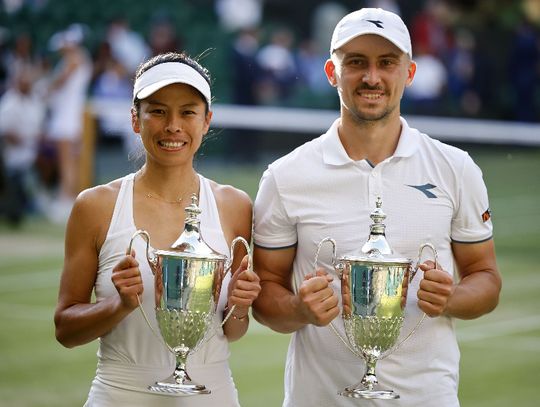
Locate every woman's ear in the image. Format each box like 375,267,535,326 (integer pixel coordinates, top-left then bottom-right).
203,110,213,136
131,107,140,133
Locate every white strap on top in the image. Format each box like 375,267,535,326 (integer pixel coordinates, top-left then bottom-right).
107,173,136,238
197,174,229,257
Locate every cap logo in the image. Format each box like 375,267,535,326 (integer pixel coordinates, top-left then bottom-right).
366,19,384,28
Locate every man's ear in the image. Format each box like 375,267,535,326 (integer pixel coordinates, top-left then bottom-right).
324,59,338,87
405,60,417,87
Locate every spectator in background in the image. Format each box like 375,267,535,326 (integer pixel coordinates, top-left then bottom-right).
45,23,92,222
231,27,261,106
106,17,150,75
507,16,540,122
0,65,46,226
148,14,183,56
2,31,33,87
410,0,455,62
403,42,448,115
90,40,134,156
215,0,263,33
446,28,484,117
256,26,299,105
224,27,262,163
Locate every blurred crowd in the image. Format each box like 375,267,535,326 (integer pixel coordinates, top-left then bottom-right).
0,0,539,227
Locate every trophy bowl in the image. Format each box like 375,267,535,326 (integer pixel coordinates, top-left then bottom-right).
338,253,410,399
315,198,436,400
127,195,249,396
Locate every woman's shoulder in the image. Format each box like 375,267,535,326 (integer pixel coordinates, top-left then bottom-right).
70,177,125,231
207,178,252,212
76,178,123,209
206,178,252,239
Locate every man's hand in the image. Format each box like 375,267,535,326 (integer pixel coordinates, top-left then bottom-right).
417,260,454,317
299,269,340,326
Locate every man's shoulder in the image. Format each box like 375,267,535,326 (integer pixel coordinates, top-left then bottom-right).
268,134,324,175
415,129,471,164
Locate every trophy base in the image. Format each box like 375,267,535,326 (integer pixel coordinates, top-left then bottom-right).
147,380,210,396
339,387,400,400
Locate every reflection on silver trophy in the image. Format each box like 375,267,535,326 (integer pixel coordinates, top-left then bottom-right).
315,197,437,399
128,195,250,396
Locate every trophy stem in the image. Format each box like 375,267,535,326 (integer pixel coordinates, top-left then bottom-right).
148,348,210,395
361,355,378,390
171,350,193,385
339,355,400,399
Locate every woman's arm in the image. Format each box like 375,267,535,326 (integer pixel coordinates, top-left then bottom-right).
54,183,144,348
212,183,260,342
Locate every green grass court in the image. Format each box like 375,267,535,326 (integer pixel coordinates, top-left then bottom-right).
0,145,539,406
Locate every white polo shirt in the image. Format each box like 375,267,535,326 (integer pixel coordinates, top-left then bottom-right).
253,117,493,407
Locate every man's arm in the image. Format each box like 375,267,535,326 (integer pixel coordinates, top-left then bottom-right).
252,245,339,334
447,239,501,319
417,239,501,319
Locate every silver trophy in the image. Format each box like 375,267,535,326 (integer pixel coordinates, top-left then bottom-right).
315,198,437,399
127,195,250,395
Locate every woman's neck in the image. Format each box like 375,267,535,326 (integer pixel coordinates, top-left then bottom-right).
135,163,199,204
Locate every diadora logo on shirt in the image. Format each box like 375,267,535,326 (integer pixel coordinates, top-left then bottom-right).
365,19,384,28
407,183,438,198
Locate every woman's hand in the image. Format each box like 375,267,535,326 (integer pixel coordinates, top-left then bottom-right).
111,249,143,311
226,255,261,319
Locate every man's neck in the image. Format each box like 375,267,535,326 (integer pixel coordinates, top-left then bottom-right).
338,113,402,165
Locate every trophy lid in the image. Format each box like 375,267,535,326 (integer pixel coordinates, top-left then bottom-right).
341,197,409,264
361,197,392,256
156,194,227,260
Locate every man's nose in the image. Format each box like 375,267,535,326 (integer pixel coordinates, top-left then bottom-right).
362,66,380,85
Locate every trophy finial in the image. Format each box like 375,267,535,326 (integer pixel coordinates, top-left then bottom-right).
184,194,202,227
362,197,392,256
370,196,386,230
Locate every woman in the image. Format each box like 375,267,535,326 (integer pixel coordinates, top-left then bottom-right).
54,51,260,406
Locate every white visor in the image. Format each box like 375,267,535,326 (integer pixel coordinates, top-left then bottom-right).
133,62,211,107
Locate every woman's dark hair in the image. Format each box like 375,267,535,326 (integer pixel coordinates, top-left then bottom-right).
132,51,212,113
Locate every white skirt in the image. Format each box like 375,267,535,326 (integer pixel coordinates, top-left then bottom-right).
84,359,240,407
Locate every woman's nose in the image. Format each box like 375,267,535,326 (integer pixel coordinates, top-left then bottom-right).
165,115,182,133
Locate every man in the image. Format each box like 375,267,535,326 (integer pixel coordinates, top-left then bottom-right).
252,8,501,407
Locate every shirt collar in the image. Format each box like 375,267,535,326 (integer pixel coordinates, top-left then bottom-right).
321,117,419,166
321,119,351,166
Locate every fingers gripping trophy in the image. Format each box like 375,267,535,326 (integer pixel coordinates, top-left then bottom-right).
315,197,438,399
127,194,251,395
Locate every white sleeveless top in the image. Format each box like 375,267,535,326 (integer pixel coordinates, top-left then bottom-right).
85,173,240,406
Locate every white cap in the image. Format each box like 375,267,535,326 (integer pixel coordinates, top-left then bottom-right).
133,62,211,107
330,8,412,57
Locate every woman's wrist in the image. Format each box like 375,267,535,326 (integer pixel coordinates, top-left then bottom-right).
224,304,249,322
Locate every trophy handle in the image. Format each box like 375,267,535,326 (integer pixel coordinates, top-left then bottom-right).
314,237,343,275
126,230,173,353
221,236,253,326
383,242,440,359
127,229,158,273
225,236,252,276
410,242,439,282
